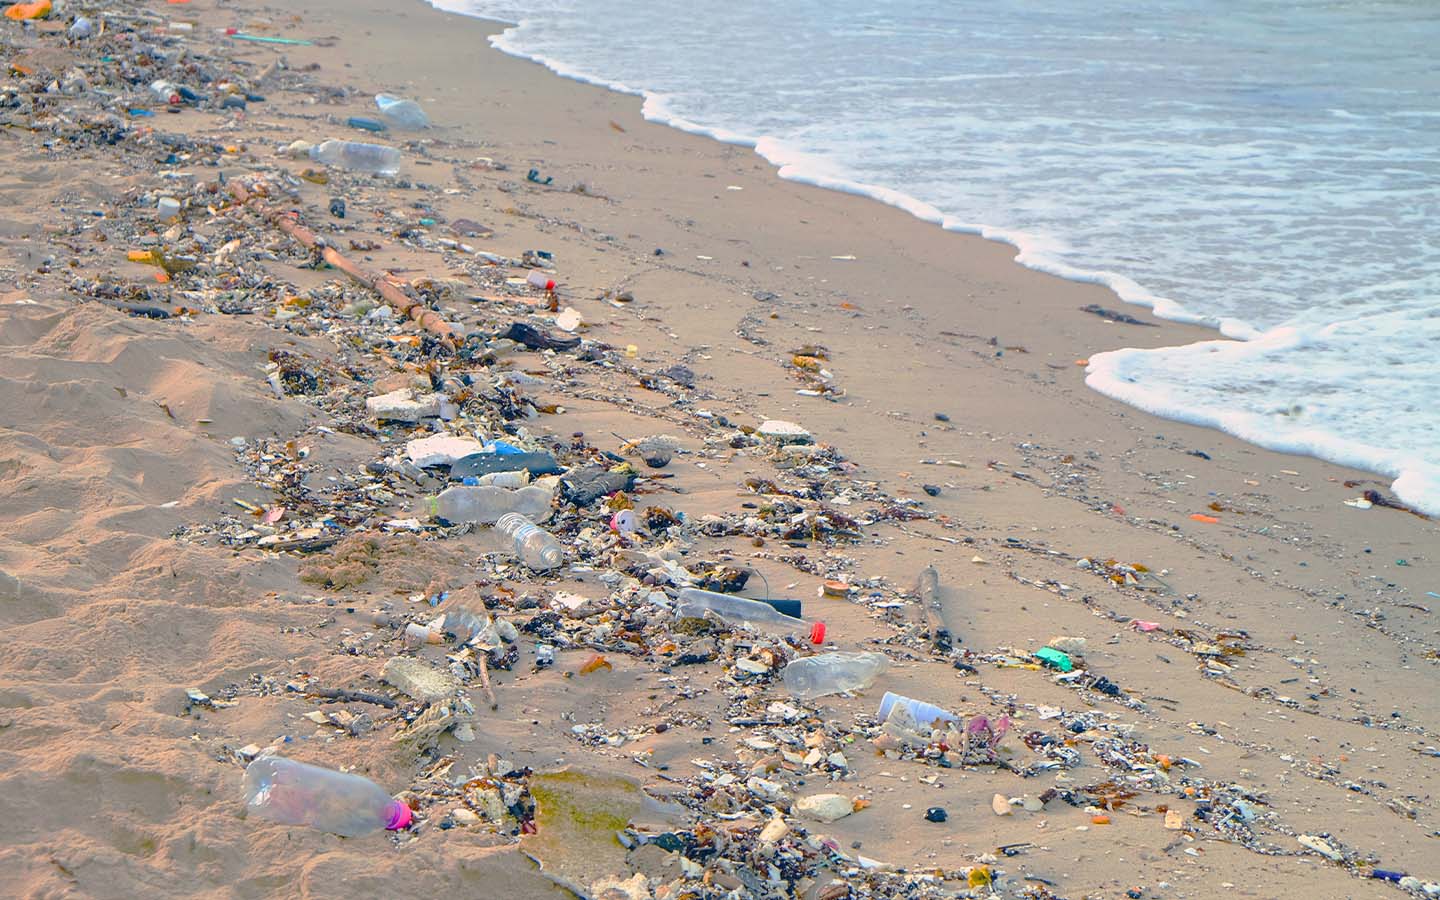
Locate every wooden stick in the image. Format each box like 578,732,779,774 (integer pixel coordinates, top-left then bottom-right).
477,654,498,711
296,685,398,709
228,180,457,345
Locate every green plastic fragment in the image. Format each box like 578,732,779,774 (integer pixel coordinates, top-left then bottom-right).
1035,647,1073,672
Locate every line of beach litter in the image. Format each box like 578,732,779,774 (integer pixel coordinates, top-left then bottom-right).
2,1,1438,897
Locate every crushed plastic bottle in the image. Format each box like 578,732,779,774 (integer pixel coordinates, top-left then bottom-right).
782,651,889,700
308,140,401,176
375,93,430,130
242,756,412,837
676,587,823,642
68,16,94,39
877,691,960,727
495,512,564,570
426,484,552,525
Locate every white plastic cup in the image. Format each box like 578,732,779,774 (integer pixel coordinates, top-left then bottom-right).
877,691,959,727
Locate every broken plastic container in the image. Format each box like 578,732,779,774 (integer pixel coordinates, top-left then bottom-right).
308,140,401,176
242,756,411,837
375,93,430,130
782,651,889,700
676,587,823,641
495,512,563,570
427,484,552,525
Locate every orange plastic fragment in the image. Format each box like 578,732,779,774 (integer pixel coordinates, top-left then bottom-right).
153,271,170,283
4,0,51,20
127,250,154,263
1189,513,1220,524
1092,814,1111,825
578,653,612,675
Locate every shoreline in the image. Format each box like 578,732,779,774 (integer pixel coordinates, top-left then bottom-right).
0,0,1436,897
446,2,1440,517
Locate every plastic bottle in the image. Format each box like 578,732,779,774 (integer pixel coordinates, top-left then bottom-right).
495,512,563,570
782,651,889,700
676,587,824,642
242,756,412,837
68,17,94,39
308,140,401,176
347,116,388,133
426,484,552,525
375,93,430,130
150,79,181,105
471,469,530,488
876,691,959,727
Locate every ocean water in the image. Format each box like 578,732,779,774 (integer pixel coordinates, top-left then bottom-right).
430,0,1440,514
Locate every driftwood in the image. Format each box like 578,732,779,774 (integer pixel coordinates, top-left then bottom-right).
228,180,456,345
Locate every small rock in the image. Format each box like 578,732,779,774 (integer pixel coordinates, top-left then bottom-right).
991,794,1012,816
1297,834,1343,861
757,419,812,444
1164,809,1185,830
922,484,941,497
382,657,460,703
759,816,789,843
366,388,444,423
795,793,854,823
1047,635,1087,656
591,872,651,900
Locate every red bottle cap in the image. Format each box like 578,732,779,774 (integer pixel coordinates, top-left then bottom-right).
545,279,556,292
809,621,826,645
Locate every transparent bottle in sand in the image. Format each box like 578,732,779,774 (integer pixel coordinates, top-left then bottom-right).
495,512,563,570
242,756,411,837
426,484,552,525
675,587,822,641
308,140,401,176
782,651,889,700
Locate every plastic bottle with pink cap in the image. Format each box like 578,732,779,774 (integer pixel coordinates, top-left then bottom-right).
242,756,412,837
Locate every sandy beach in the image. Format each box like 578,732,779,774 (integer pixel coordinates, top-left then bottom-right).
1,0,1437,898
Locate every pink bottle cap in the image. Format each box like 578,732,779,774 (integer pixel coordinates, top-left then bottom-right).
386,800,413,830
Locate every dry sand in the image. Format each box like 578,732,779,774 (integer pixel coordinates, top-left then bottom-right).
1,0,1437,898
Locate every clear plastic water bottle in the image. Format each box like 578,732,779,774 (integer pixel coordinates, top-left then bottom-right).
375,93,430,130
426,484,552,525
675,587,823,641
308,140,402,176
242,756,412,837
876,691,959,727
782,651,889,700
495,512,564,570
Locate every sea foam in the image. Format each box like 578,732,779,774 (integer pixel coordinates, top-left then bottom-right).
430,0,1440,514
